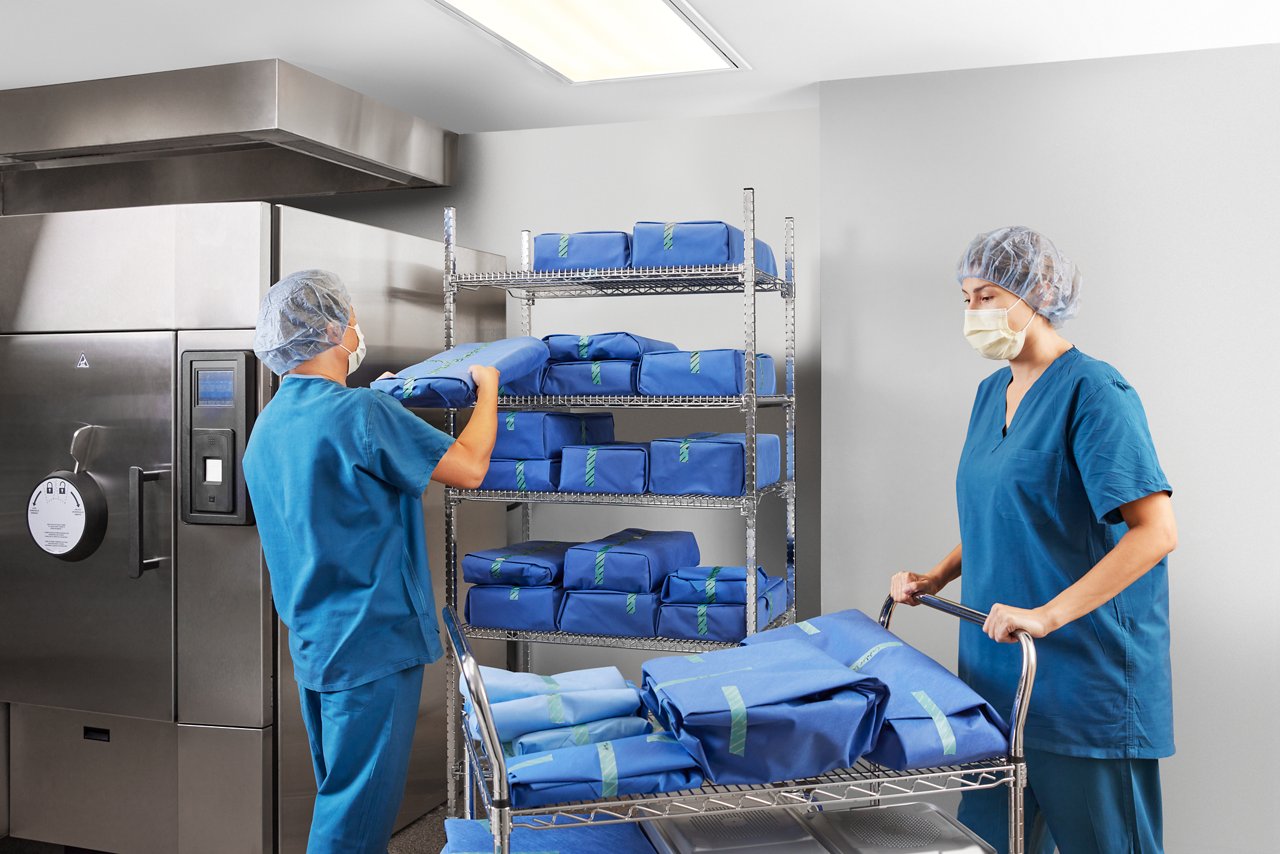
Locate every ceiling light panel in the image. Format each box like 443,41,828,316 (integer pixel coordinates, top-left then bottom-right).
435,0,741,83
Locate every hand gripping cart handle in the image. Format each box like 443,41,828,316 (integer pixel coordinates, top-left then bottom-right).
444,597,1038,854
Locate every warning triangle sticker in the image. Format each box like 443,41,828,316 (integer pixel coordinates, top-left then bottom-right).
76,353,89,368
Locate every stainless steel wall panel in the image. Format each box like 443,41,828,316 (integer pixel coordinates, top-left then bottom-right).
1,703,8,839
177,724,272,854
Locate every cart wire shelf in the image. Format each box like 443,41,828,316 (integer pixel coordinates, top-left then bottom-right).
491,394,793,410
460,609,796,653
447,480,792,510
452,265,787,299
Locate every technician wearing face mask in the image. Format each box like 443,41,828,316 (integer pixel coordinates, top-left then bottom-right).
243,270,498,854
889,228,1176,854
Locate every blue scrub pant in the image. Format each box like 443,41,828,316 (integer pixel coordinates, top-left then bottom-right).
957,748,1163,854
298,665,425,854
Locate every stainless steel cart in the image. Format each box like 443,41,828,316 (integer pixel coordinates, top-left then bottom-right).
443,593,1037,854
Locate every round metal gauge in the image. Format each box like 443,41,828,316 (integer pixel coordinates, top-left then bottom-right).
27,470,108,561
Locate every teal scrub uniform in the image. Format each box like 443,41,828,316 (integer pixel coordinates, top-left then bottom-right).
244,374,454,853
954,347,1172,853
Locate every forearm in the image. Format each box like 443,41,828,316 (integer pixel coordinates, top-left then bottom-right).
455,386,497,462
928,543,963,588
1041,524,1172,631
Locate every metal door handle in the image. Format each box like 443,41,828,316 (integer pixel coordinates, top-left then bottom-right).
129,466,164,579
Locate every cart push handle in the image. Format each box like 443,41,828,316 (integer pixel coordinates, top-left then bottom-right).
879,593,1037,762
442,606,513,811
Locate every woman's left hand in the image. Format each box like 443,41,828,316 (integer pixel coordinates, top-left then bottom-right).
983,603,1055,643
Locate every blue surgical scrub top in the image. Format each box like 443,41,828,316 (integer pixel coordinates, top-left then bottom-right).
956,347,1174,759
244,374,454,691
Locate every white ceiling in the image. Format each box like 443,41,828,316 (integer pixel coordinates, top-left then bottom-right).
2,0,1279,133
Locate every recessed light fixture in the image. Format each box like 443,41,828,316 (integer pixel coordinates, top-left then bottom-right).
433,0,745,84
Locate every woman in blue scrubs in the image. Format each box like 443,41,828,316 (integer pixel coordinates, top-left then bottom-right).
244,270,499,854
890,228,1177,854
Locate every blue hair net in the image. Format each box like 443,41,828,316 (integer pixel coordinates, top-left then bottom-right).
253,269,352,375
956,226,1081,327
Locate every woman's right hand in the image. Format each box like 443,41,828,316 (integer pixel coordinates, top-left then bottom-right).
890,571,942,605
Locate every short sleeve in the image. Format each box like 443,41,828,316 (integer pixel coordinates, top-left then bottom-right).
1070,379,1172,525
363,393,455,494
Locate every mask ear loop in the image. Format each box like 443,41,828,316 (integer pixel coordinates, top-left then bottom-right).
1011,298,1036,333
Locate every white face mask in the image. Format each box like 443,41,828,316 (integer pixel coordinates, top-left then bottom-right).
339,322,366,375
964,298,1034,361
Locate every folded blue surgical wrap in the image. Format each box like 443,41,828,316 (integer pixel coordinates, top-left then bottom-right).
465,584,564,632
493,411,614,460
637,350,777,396
542,360,638,396
632,221,778,276
462,541,575,586
657,576,788,643
487,688,642,743
373,337,548,408
650,433,781,496
508,715,654,756
479,459,560,492
641,639,888,785
479,665,629,704
545,332,677,362
559,442,650,494
743,610,1009,770
499,367,545,397
442,816,658,854
564,529,700,593
662,565,770,604
505,733,704,809
559,590,660,637
533,231,632,271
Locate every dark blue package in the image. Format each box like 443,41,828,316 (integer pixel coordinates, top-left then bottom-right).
504,734,704,809
564,529,700,593
649,433,781,497
558,590,660,637
465,584,564,632
637,350,776,396
742,609,1010,770
373,337,549,408
662,565,769,604
493,411,615,460
443,815,657,854
498,366,545,397
541,360,638,396
479,459,560,492
533,231,631,271
544,332,676,362
461,540,576,586
632,221,777,275
559,442,650,494
657,576,788,642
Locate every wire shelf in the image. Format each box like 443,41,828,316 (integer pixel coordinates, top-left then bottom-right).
447,480,792,509
461,610,796,652
453,265,786,299
494,394,793,410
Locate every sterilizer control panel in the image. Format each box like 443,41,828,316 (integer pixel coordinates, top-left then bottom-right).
180,350,256,525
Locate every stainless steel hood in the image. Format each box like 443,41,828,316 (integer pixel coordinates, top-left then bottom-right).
0,60,456,215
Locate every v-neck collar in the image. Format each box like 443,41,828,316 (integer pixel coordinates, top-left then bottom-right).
998,346,1079,441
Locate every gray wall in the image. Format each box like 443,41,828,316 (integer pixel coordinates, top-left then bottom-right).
819,45,1280,852
301,108,821,676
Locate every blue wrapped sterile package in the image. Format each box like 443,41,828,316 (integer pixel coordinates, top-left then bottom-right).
657,576,788,643
742,609,1010,770
479,459,560,492
558,591,660,638
649,433,781,497
493,411,614,460
462,541,575,586
661,565,769,605
373,337,549,408
564,529,700,593
533,231,631,271
479,665,629,704
541,360,638,396
637,349,776,397
545,332,676,362
632,221,777,276
443,816,657,853
559,443,650,494
487,688,642,742
465,585,564,632
508,715,654,756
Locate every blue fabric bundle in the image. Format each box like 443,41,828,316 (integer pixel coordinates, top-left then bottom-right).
649,433,781,497
373,337,549,408
559,591,660,637
479,459,560,492
541,360,638,396
479,665,629,704
559,442,650,494
493,411,614,460
533,231,632,271
564,529,700,593
637,350,777,396
657,576,788,643
661,565,770,604
486,688,642,742
632,221,778,276
545,332,677,362
641,639,889,785
465,585,564,632
442,816,657,854
462,541,575,586
498,368,545,397
742,609,1010,770
509,715,655,756
505,733,704,809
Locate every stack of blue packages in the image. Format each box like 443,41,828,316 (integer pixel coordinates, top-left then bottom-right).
632,221,778,276
542,360,639,396
504,733,704,809
649,432,781,496
545,332,676,362
560,529,699,637
637,349,777,396
481,411,615,492
742,610,1010,770
463,540,575,632
533,231,632,271
656,566,788,642
559,442,651,494
373,337,549,408
442,816,658,853
640,639,889,785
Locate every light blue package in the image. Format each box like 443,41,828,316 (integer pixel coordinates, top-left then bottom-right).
559,442,650,494
632,221,777,275
508,715,654,756
637,349,776,396
486,688,642,742
533,231,631,271
493,411,614,460
479,665,628,704
564,529,700,593
649,432,781,497
373,337,549,408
